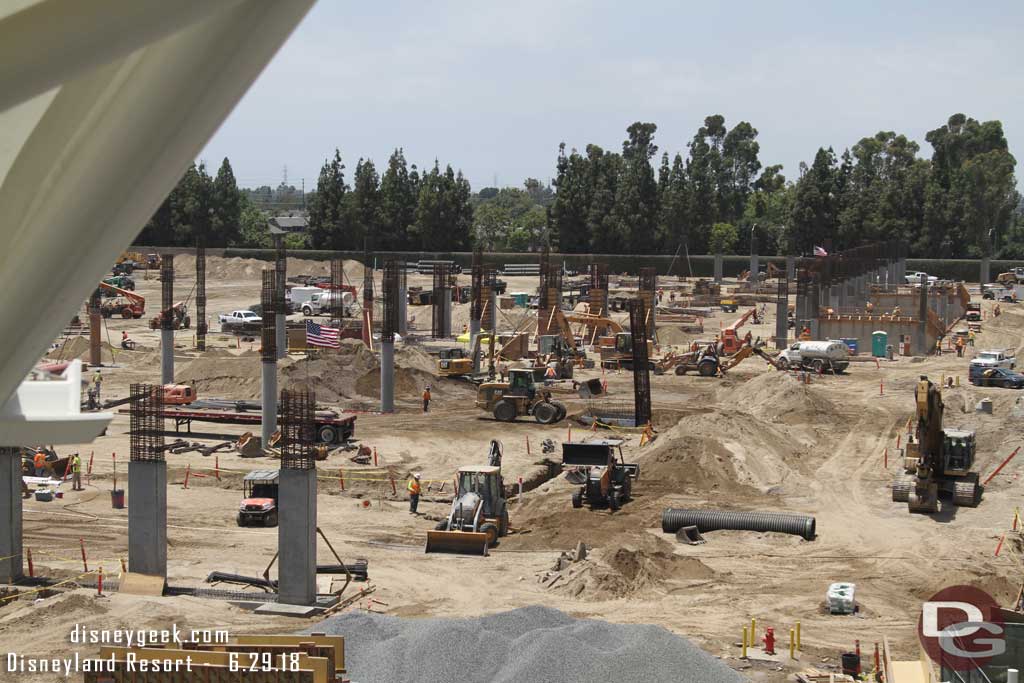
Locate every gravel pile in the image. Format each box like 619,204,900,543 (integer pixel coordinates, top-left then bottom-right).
308,605,745,683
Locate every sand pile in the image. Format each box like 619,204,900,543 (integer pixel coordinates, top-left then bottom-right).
47,337,127,365
548,546,715,599
171,255,363,282
310,605,743,683
716,370,834,423
177,353,272,399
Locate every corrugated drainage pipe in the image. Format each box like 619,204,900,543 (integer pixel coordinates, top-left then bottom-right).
662,508,816,541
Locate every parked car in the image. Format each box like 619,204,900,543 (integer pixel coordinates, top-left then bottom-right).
219,310,261,325
905,271,938,285
969,366,1024,389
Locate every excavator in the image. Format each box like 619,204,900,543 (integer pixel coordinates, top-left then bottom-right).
149,301,191,330
97,281,145,318
721,307,758,355
674,343,776,377
891,376,981,513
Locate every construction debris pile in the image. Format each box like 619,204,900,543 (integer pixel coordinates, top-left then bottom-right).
312,605,744,683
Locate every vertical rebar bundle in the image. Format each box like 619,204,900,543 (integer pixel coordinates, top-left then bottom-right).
274,236,287,359
280,389,315,470
382,261,399,343
638,266,657,338
195,241,207,351
129,384,164,462
261,270,277,361
470,250,484,323
588,263,609,317
481,267,496,332
774,275,789,350
330,258,344,321
431,263,450,339
629,299,652,427
160,255,174,330
88,289,101,367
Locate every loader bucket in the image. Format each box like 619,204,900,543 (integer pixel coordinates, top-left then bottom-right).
577,378,604,398
425,530,489,556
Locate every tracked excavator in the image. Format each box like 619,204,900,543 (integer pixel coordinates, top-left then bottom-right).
891,376,981,513
425,440,510,556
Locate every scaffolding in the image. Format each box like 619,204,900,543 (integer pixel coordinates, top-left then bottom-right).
129,384,165,462
629,298,651,427
279,389,315,470
261,270,276,361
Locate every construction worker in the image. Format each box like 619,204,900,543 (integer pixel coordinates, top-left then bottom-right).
407,473,421,514
995,303,1002,317
422,385,431,413
91,369,103,402
121,331,132,350
545,364,557,379
33,450,47,477
892,305,901,316
866,300,874,313
955,335,965,357
935,337,943,356
968,330,976,347
71,452,82,491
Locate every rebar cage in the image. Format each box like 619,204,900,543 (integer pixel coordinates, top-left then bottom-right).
261,269,277,360
129,383,165,462
195,240,207,350
160,254,174,330
431,263,449,339
280,388,315,470
381,260,399,343
629,298,652,427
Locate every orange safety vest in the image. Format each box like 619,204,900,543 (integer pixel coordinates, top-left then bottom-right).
407,479,421,495
33,453,46,469
422,390,431,402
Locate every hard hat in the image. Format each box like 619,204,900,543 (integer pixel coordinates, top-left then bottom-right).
413,473,421,479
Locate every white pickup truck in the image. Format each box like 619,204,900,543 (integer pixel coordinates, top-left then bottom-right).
219,310,261,325
970,349,1016,371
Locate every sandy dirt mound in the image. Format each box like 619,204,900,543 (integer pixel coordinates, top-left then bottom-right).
177,354,270,399
544,543,716,599
281,340,378,402
47,337,130,365
715,371,835,423
172,255,363,283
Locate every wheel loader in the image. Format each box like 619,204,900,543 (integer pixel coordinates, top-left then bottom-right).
475,368,566,424
425,440,510,556
562,440,639,511
891,376,982,513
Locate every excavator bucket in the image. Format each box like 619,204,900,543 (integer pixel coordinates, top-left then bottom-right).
424,530,490,556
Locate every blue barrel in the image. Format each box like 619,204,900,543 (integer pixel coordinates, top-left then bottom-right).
840,338,859,355
111,489,125,509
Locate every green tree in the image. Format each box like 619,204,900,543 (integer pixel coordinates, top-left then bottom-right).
379,148,418,250
308,149,348,249
788,148,840,254
212,157,242,245
611,122,659,253
549,144,591,252
708,222,739,254
235,197,269,247
349,158,382,250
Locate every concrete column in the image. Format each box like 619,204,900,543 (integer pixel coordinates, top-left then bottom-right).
775,295,788,350
278,468,317,606
276,313,286,359
786,255,796,281
380,340,394,412
469,319,481,374
809,285,821,340
128,460,167,577
838,281,848,309
261,362,277,446
0,448,23,581
750,253,759,279
160,329,174,385
917,275,928,355
887,260,897,290
713,254,723,283
981,257,991,286
398,288,408,336
897,259,907,282
829,285,839,312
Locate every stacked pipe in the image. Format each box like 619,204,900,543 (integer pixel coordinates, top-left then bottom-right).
662,508,816,541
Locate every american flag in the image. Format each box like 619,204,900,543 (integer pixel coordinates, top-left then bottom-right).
813,246,828,257
306,319,340,348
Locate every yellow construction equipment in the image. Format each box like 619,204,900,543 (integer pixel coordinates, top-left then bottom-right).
425,441,509,556
475,368,566,423
437,347,474,377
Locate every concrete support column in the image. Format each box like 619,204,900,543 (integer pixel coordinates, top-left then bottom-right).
713,254,723,283
838,281,848,309
786,255,796,281
261,362,277,446
0,448,23,581
887,260,897,290
829,285,839,312
128,460,167,577
276,313,286,359
380,340,394,412
469,319,481,374
981,257,991,286
750,253,759,279
809,285,821,340
278,468,317,606
917,275,929,355
775,295,788,350
398,288,408,336
897,259,907,282
160,329,174,385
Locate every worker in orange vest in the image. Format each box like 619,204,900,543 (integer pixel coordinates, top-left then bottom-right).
407,473,421,514
422,386,431,413
955,335,965,357
33,450,47,477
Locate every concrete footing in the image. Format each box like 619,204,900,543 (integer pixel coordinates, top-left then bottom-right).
128,460,167,577
160,329,173,385
261,361,277,446
380,340,394,412
276,314,286,359
0,448,22,581
278,468,317,606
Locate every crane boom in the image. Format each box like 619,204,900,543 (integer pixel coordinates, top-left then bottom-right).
98,281,145,307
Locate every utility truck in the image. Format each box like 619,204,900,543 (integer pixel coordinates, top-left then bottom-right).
775,340,850,373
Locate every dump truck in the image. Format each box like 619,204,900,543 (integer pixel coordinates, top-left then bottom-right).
562,440,639,511
426,440,509,556
475,368,566,424
892,376,981,512
237,470,279,527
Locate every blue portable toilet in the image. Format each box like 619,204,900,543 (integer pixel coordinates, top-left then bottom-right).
871,330,888,357
840,337,859,355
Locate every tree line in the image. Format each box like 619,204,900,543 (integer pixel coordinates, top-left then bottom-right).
138,112,1020,258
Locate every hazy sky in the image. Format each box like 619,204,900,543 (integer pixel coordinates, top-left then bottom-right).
200,0,1024,191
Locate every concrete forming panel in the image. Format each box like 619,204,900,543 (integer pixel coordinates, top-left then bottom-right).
128,460,167,577
0,448,23,580
261,362,277,447
786,255,796,281
278,468,317,606
160,329,173,385
380,340,395,412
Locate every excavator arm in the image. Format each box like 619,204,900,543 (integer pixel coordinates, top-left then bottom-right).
98,281,145,308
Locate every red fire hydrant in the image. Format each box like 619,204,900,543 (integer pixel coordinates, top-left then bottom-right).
763,627,776,655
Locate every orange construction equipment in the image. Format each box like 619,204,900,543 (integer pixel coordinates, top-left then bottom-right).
98,282,146,318
721,307,757,355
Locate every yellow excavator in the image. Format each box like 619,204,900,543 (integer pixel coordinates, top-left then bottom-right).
425,440,509,556
892,376,981,513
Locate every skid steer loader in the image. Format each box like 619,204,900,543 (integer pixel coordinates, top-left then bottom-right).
425,440,510,556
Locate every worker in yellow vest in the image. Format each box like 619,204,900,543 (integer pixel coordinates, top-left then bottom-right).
71,453,83,491
407,473,421,514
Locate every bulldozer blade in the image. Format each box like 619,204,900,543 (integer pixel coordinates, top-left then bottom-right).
424,530,489,556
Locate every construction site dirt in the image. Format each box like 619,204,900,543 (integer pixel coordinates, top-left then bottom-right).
8,255,1024,682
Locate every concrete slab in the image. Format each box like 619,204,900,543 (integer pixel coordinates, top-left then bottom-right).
255,602,321,617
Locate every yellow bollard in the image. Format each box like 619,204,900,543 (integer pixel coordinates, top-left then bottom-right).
742,626,748,659
796,620,801,650
955,375,960,387
789,628,795,659
751,617,756,647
